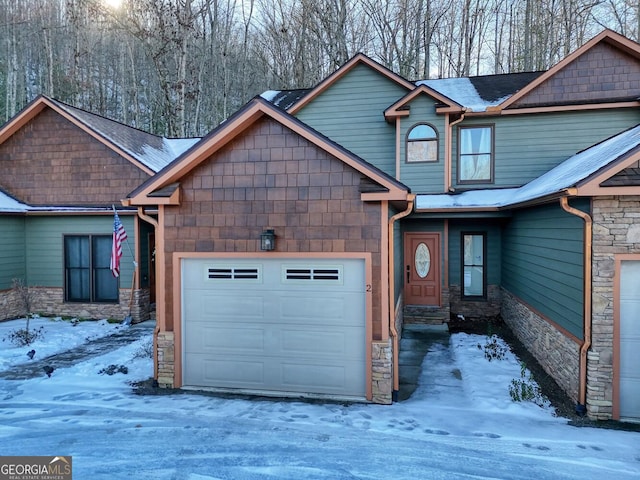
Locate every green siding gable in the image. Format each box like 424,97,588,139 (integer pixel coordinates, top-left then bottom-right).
399,95,446,193
25,215,136,288
0,216,26,289
453,109,640,189
501,200,587,338
295,63,408,178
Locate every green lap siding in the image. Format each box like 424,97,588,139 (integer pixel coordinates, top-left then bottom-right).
25,215,136,287
452,109,640,189
501,200,587,338
398,96,447,193
295,64,407,178
0,216,26,289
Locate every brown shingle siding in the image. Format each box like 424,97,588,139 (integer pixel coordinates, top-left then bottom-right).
0,108,150,206
163,116,385,338
512,43,640,108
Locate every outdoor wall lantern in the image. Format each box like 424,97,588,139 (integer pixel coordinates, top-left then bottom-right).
260,229,276,251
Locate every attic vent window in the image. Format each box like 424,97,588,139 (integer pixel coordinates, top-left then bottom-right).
284,266,342,283
207,266,260,281
407,124,438,163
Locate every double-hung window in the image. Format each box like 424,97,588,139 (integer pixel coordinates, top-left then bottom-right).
64,235,118,302
462,233,486,299
459,126,493,183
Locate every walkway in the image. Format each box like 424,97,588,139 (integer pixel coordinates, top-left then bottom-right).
398,323,451,401
0,320,155,380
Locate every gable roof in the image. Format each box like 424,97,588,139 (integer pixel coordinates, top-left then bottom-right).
416,124,640,211
498,29,640,111
384,85,463,119
286,53,415,115
416,71,544,113
126,96,410,205
264,68,545,114
0,96,199,175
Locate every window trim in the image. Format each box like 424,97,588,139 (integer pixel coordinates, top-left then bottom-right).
64,234,119,304
461,231,487,300
406,122,439,163
457,124,495,184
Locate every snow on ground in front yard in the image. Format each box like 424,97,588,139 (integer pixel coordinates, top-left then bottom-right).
0,316,639,480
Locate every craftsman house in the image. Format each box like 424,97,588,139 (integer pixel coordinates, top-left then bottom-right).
0,96,198,323
3,29,640,422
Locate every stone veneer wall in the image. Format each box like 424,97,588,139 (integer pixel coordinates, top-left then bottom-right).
501,289,580,404
157,331,175,388
372,340,392,404
589,196,640,420
449,284,501,319
11,286,151,323
0,289,21,321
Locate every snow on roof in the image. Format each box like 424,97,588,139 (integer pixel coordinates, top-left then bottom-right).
417,72,545,112
259,89,312,110
50,99,200,173
138,137,201,172
260,90,279,102
417,125,640,210
418,77,503,111
0,190,28,212
0,189,126,214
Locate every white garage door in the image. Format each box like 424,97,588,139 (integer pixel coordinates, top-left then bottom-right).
620,261,640,420
181,257,366,398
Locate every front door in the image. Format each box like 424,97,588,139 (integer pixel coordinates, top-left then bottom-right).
404,233,441,306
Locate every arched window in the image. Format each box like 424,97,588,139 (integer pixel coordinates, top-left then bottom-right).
407,124,438,163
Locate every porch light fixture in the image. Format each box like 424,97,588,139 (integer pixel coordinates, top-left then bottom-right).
260,229,276,251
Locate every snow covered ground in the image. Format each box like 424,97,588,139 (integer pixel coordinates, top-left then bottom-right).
0,316,638,479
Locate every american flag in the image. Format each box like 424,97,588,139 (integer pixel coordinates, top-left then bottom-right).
110,212,128,278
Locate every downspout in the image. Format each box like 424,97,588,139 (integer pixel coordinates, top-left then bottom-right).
560,196,592,415
136,207,160,382
388,194,415,401
446,111,466,192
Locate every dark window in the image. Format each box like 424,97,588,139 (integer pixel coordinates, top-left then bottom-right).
64,235,118,303
462,232,486,299
407,124,438,163
458,126,493,183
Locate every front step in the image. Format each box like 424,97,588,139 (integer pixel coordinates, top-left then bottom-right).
403,305,448,325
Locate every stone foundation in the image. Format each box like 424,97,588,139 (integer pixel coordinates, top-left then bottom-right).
0,289,22,322
156,331,175,388
449,284,501,319
1,286,152,323
501,288,580,404
372,339,393,404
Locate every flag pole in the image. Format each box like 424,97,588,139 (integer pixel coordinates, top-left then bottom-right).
112,205,138,324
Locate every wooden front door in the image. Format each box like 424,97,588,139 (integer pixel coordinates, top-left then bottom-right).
404,233,441,306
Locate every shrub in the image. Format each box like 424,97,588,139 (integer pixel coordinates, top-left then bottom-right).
133,338,154,359
477,334,508,362
509,361,547,406
3,322,45,347
5,278,43,346
99,364,129,375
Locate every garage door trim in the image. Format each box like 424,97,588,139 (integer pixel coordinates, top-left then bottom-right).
172,251,373,400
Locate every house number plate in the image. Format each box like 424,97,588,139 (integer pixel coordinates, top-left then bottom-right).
415,242,431,278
